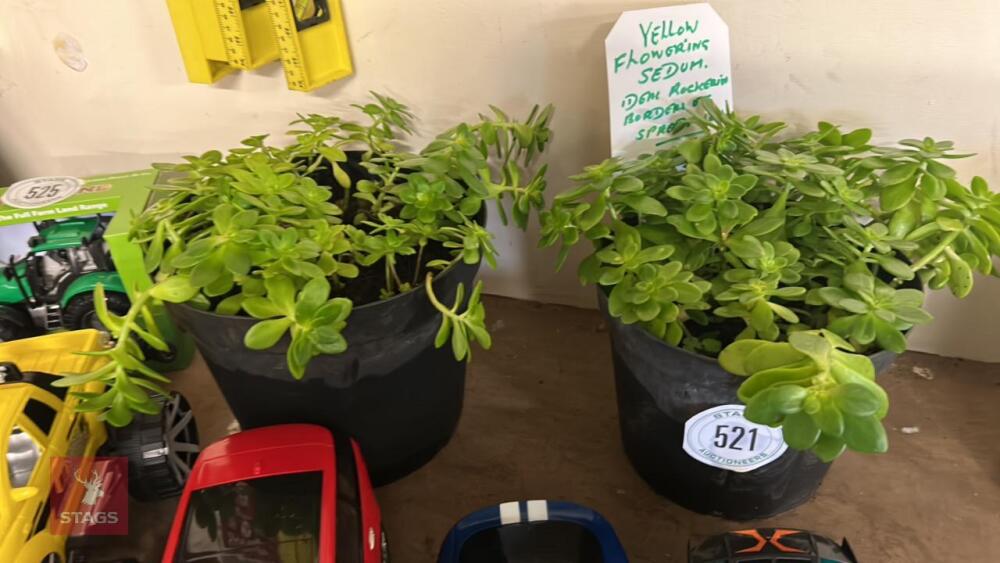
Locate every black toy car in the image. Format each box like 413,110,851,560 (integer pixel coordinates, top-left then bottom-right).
689,528,858,562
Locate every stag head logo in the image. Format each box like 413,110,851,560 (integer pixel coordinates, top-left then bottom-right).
51,456,128,536
74,468,105,506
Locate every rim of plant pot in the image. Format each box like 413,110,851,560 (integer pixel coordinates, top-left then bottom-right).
173,254,469,323
168,203,488,323
595,286,901,366
595,287,719,365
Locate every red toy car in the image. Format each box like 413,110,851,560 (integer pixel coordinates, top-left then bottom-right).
162,424,386,563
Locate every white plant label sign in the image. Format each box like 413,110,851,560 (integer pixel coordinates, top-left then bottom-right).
605,3,733,159
683,404,788,473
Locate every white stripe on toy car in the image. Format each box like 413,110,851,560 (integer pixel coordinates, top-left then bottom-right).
526,500,548,522
499,501,521,524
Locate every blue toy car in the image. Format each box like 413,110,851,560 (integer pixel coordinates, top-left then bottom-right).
438,500,628,563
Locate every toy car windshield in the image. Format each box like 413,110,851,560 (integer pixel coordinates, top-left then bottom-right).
440,501,628,563
458,520,604,563
172,471,323,563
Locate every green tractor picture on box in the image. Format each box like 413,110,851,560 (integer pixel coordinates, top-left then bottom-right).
0,172,192,370
0,215,127,340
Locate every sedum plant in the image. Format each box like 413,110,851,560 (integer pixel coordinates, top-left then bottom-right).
541,99,999,460
57,94,553,427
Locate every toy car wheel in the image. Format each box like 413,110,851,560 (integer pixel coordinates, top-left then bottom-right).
104,391,200,501
0,305,32,342
382,530,390,563
63,291,177,364
63,291,130,331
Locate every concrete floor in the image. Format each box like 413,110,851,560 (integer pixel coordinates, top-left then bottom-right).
109,296,999,562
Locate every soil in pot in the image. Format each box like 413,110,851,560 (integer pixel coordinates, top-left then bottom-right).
598,290,898,520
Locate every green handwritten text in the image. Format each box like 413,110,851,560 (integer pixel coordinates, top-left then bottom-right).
623,101,687,126
639,19,700,47
613,38,711,74
638,58,706,85
668,74,730,97
621,90,662,111
636,117,691,141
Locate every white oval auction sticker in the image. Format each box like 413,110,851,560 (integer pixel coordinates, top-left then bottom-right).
1,176,84,209
682,404,788,473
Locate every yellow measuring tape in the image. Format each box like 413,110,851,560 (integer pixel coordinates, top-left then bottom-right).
166,0,278,83
265,0,353,91
214,0,251,69
167,0,352,91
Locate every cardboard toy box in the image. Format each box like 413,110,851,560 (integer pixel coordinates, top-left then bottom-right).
0,171,193,371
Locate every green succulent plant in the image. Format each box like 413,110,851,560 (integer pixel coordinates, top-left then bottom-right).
542,98,999,459
719,329,889,462
62,93,553,427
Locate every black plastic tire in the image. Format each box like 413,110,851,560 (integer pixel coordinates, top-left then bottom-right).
64,291,176,364
0,305,32,342
103,392,200,502
63,291,130,331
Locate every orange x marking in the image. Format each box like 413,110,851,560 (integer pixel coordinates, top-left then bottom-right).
732,529,806,554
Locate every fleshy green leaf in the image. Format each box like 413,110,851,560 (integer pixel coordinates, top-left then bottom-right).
835,383,881,417
296,277,331,321
718,340,768,376
842,414,889,453
149,276,199,303
782,411,821,450
244,318,292,350
266,276,297,314
242,297,285,319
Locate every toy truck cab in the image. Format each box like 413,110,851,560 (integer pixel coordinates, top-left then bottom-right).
0,217,127,341
163,424,386,563
0,330,110,562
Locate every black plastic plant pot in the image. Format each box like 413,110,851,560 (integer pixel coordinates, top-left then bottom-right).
597,290,897,521
167,259,479,486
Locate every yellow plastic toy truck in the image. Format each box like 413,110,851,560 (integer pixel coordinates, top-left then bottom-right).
0,330,199,563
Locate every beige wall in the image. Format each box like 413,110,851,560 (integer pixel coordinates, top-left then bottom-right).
0,0,997,361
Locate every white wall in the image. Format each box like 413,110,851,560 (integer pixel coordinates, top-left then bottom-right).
0,0,997,361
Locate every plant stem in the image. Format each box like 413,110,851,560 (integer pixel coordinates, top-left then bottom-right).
374,169,398,212
413,243,426,285
911,230,960,270
606,190,619,220
425,272,444,308
425,273,459,319
340,176,353,213
388,259,405,289
113,289,153,350
306,155,323,174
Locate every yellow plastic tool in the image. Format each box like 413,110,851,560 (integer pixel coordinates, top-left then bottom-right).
265,0,354,91
166,0,279,83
